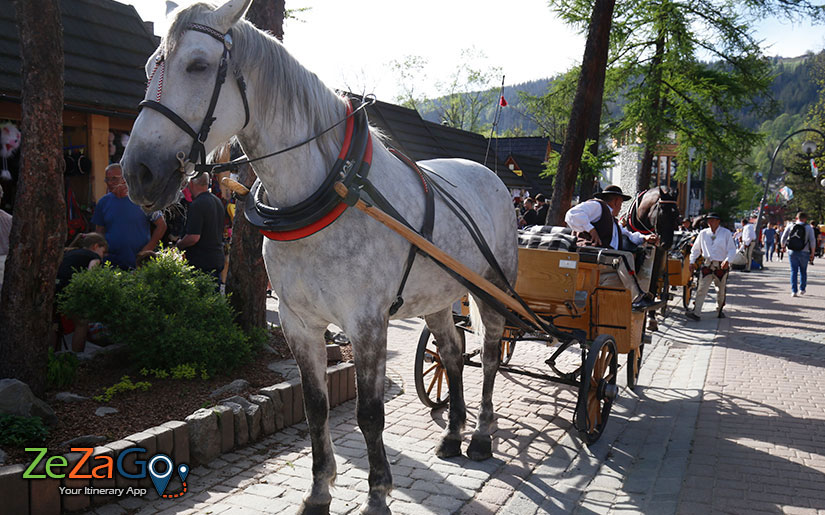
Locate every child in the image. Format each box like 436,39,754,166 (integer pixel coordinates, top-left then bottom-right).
56,232,107,352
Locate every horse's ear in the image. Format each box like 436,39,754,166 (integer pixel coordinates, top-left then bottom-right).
212,0,254,32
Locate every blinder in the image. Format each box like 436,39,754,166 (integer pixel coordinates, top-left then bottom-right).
138,23,250,174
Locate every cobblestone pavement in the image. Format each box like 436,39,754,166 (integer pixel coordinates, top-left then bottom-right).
87,259,825,515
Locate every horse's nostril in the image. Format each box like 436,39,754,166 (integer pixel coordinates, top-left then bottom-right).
136,162,154,186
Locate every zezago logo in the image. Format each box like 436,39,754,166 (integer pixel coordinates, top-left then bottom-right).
23,447,189,498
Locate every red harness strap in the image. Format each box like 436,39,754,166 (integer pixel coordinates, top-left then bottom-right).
259,103,373,241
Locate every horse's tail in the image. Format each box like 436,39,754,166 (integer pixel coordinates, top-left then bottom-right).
468,295,486,341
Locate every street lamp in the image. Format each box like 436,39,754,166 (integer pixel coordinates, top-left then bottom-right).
686,147,696,216
754,128,825,235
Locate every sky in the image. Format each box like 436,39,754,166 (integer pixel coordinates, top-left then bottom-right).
121,0,825,102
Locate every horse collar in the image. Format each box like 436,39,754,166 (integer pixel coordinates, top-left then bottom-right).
244,99,374,241
138,23,250,173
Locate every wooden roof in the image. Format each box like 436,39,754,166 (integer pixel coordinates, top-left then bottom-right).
0,0,158,116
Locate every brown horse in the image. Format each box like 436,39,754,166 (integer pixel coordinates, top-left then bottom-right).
625,187,681,330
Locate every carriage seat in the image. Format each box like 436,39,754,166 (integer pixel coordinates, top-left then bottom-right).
517,225,577,251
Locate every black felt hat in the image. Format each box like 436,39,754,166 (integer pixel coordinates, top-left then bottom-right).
594,185,631,201
705,212,721,220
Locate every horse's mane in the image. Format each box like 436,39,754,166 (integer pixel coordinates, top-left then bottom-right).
162,3,346,163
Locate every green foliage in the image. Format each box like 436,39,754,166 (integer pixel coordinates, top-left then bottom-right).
0,414,49,447
57,248,254,376
46,348,78,389
541,139,617,181
93,375,151,403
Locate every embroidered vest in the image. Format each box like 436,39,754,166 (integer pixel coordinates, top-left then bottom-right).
576,199,620,250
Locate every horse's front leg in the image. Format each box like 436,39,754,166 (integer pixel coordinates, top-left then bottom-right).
424,308,467,458
280,306,335,515
347,317,392,515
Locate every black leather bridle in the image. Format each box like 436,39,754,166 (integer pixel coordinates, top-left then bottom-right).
139,23,250,174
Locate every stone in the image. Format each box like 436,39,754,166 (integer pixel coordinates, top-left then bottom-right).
124,431,157,488
221,395,261,441
220,401,249,447
95,407,118,417
287,378,305,425
160,420,189,466
145,425,175,457
55,391,89,403
61,434,106,448
267,359,300,381
0,464,28,515
272,382,294,427
209,379,249,399
90,446,117,506
258,385,285,430
0,449,5,465
212,405,235,453
0,378,58,425
185,408,221,465
326,344,343,362
63,451,91,511
249,394,276,435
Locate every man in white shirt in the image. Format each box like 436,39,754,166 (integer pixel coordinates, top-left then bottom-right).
565,185,658,310
740,218,757,272
686,213,736,320
780,211,816,297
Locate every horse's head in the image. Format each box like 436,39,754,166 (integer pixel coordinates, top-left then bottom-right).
651,187,680,248
121,0,254,211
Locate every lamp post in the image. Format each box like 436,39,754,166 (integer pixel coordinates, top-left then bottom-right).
754,128,825,236
686,147,695,216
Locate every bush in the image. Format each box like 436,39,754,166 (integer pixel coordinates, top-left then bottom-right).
47,348,79,389
57,248,253,376
0,414,49,447
93,375,152,402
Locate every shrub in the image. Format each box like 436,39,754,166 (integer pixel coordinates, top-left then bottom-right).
46,348,79,389
0,414,49,447
57,248,253,376
93,375,152,402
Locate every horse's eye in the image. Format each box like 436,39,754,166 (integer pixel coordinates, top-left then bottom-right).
186,61,209,73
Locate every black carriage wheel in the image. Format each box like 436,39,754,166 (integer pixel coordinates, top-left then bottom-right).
659,269,670,318
414,327,466,409
500,327,518,366
682,277,693,310
626,341,645,389
575,335,619,445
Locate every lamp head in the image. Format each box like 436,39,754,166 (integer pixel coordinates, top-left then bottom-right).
802,140,817,156
687,146,696,161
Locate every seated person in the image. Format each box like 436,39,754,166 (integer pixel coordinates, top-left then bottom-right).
56,232,108,352
565,185,658,311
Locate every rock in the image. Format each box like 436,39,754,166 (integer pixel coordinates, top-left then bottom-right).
185,408,221,465
267,359,299,381
208,379,249,399
220,401,249,447
221,395,261,441
55,392,89,403
0,378,58,425
0,448,6,465
61,435,106,448
95,407,118,417
248,394,275,435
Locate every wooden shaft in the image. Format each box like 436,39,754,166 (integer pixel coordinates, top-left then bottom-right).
333,182,546,328
221,176,250,197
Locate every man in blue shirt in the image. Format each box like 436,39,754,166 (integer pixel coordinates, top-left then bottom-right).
91,163,166,269
763,224,777,262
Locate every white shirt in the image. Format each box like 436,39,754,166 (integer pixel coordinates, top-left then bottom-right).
780,221,816,254
565,199,645,249
690,226,737,264
741,223,756,246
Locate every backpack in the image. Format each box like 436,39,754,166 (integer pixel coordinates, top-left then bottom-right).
787,223,808,251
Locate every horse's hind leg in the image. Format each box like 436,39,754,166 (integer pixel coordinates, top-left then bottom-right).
348,318,392,515
280,307,335,514
466,297,506,461
424,308,467,458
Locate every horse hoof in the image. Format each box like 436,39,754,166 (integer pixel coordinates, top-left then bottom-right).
359,495,391,515
647,320,658,332
466,435,492,461
436,437,462,458
297,501,330,515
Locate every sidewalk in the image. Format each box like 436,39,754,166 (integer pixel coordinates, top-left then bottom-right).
86,258,825,515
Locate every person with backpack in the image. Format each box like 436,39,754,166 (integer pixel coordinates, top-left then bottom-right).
780,211,816,297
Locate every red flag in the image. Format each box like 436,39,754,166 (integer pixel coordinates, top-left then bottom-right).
499,95,508,107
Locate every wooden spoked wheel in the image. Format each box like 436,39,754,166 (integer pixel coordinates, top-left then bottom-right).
500,327,518,365
414,327,466,409
576,335,618,445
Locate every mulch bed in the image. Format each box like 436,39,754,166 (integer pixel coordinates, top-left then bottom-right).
3,330,353,466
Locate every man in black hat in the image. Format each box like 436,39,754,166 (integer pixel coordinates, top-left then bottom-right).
565,185,658,310
686,212,736,320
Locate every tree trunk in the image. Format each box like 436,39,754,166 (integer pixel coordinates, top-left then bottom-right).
546,0,615,225
578,104,605,202
636,32,666,193
225,164,268,332
224,0,285,332
0,0,65,396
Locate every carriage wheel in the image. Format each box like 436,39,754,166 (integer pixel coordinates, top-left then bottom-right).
626,341,645,390
500,327,518,365
659,270,670,318
414,327,466,409
682,277,693,310
575,335,618,445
